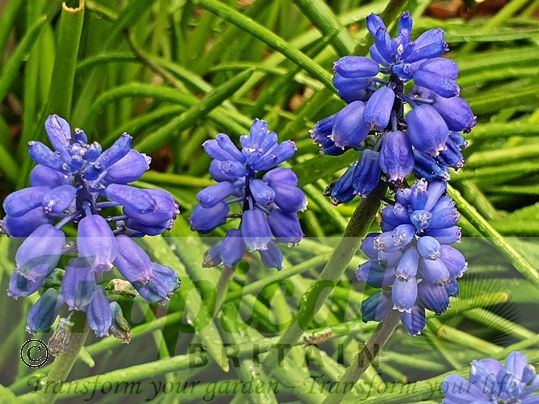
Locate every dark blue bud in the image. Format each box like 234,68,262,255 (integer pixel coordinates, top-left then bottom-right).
203,139,238,161
272,183,307,212
3,186,50,217
251,140,297,171
366,13,386,37
190,202,229,233
428,206,459,230
30,165,70,188
240,208,272,251
27,288,61,333
413,150,450,181
62,258,96,310
404,28,448,63
361,291,390,322
381,203,410,232
216,133,244,163
45,115,72,161
220,229,245,268
444,278,459,297
2,207,49,237
259,241,284,270
398,11,413,39
267,209,303,245
333,56,379,79
104,150,151,183
427,226,461,244
73,128,87,143
400,306,426,335
356,260,386,288
364,87,395,130
15,224,65,281
353,149,381,197
311,116,344,155
125,189,179,226
413,70,459,98
437,140,465,170
250,179,275,206
410,209,432,231
42,185,77,216
392,62,421,80
419,58,458,79
245,119,269,150
331,101,369,149
29,141,69,172
420,257,450,284
374,27,393,64
87,287,112,337
431,195,455,214
407,104,449,156
104,184,156,214
369,44,389,65
424,181,447,211
449,131,467,149
418,282,449,314
375,224,415,251
410,85,435,100
440,245,467,278
78,214,118,274
114,235,153,284
379,251,403,270
417,236,441,259
124,219,173,236
263,168,298,186
329,164,356,205
203,242,223,268
7,272,46,299
396,248,419,280
333,74,371,103
380,130,414,183
84,142,102,162
361,233,379,259
392,277,417,312
85,134,132,180
136,264,180,304
209,160,247,181
433,96,476,132
197,182,237,208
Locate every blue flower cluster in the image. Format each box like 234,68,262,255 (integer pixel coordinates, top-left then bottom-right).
357,180,466,335
312,11,475,204
3,115,180,338
190,119,306,270
442,351,539,403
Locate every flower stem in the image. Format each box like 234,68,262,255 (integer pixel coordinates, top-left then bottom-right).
262,181,387,370
213,265,235,317
37,312,89,404
323,309,401,404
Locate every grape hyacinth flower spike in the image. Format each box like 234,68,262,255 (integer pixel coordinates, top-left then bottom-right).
442,351,539,403
357,180,466,335
190,119,306,270
311,11,476,204
3,115,181,339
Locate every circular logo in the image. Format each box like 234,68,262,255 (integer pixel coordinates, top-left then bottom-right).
20,340,49,368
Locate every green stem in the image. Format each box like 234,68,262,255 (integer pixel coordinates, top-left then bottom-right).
213,266,235,317
323,310,400,404
37,312,89,404
48,0,85,118
261,181,387,370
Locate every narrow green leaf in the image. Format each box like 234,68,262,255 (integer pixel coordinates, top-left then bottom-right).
135,69,252,153
0,16,47,103
292,0,355,55
195,0,335,91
